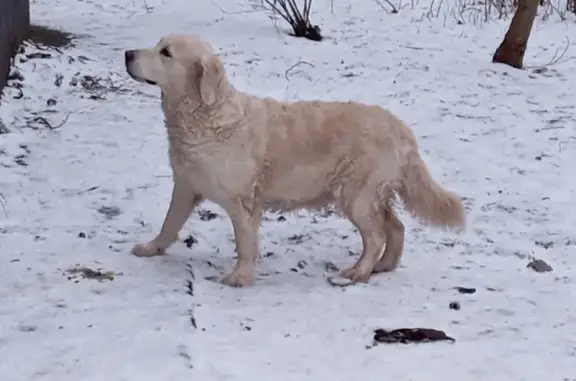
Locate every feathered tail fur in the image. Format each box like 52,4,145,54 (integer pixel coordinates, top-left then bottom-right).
397,152,465,229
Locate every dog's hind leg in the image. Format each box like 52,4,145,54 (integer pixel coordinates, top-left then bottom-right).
132,181,203,257
338,186,387,283
373,205,405,273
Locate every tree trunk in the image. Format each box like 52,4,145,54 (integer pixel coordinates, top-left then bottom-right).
492,0,539,69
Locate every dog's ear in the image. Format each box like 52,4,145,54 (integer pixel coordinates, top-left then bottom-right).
195,55,224,106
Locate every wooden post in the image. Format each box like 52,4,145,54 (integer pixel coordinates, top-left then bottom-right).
0,0,31,93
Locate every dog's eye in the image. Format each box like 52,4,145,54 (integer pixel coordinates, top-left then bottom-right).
160,47,172,58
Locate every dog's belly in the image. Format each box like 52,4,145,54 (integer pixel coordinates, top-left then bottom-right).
173,161,256,203
262,167,334,211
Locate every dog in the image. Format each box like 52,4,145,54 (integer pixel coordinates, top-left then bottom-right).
124,34,465,287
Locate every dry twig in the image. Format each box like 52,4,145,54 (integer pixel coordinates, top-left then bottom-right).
211,0,262,14
185,262,197,329
27,112,71,130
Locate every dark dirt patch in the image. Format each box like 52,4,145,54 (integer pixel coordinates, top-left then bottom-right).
324,261,339,272
287,234,309,244
535,240,554,249
26,24,77,49
97,206,122,219
184,235,198,248
198,209,218,221
65,266,118,282
0,118,9,134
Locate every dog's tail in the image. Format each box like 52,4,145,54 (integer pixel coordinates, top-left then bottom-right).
397,151,465,230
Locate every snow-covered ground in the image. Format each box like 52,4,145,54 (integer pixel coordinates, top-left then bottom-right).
1,0,575,379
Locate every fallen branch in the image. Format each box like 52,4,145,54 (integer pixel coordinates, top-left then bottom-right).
285,60,315,80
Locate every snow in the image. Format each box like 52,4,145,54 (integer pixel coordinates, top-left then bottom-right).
1,0,575,379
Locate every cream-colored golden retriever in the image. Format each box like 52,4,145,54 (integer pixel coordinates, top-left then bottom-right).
124,34,465,287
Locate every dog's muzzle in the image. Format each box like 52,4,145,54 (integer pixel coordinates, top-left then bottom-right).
124,50,157,85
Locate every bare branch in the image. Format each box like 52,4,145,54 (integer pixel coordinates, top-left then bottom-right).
374,0,399,13
263,0,323,41
211,0,262,14
525,36,571,69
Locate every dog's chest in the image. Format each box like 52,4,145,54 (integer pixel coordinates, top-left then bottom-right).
167,136,257,199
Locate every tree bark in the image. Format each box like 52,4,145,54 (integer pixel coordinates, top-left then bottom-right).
492,0,539,69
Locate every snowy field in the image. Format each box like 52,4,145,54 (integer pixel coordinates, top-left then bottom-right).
1,0,576,379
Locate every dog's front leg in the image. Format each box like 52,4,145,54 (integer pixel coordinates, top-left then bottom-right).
221,198,262,287
132,181,203,257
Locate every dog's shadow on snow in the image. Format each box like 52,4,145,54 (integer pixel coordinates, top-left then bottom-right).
141,243,402,291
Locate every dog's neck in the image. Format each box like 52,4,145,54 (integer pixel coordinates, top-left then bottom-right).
161,86,246,132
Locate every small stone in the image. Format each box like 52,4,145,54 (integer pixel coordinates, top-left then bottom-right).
449,302,461,310
527,259,553,273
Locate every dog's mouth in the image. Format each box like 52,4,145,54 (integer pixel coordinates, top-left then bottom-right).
126,71,157,86
125,65,156,86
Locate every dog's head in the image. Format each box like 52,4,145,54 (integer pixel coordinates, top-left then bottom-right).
125,34,228,106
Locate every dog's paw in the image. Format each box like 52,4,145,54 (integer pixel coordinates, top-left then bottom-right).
372,259,398,273
131,242,166,257
340,265,372,284
221,269,254,287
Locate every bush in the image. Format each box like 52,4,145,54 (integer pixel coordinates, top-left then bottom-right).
264,0,323,41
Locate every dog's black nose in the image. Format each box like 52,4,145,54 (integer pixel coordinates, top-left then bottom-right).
125,50,135,63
